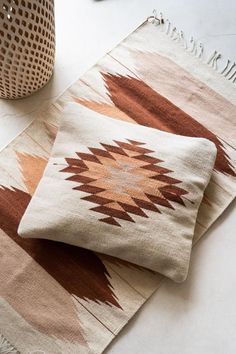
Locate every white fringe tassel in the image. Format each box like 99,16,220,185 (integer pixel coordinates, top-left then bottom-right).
0,334,20,354
147,10,235,84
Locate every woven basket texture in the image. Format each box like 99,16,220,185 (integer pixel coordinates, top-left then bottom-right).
0,0,55,99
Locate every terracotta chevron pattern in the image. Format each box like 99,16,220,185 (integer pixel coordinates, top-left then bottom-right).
61,139,188,226
0,155,121,309
102,73,235,177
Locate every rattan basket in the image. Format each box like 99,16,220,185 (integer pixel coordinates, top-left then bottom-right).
0,0,55,99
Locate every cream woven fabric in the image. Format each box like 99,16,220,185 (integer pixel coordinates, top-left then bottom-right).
18,103,216,282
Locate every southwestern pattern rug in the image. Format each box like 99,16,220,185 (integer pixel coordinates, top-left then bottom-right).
0,19,235,354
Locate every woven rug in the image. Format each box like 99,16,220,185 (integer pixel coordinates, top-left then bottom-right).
0,18,235,354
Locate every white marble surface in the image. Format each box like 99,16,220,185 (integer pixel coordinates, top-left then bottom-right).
0,1,236,353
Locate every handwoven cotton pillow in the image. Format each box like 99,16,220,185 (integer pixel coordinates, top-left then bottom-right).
18,103,216,282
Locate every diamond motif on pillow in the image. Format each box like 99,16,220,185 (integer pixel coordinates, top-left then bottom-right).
60,139,189,227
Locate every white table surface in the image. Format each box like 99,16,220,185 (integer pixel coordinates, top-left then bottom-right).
1,1,236,353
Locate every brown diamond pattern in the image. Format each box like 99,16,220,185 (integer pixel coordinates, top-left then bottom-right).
60,140,189,227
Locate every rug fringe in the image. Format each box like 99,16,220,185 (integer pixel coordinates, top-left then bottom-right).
0,334,20,354
147,10,236,83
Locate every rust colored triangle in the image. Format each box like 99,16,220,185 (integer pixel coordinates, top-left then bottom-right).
146,193,174,209
133,197,161,213
134,155,163,164
151,175,181,184
100,217,121,227
89,147,115,160
114,140,154,154
77,152,101,164
127,139,146,146
91,205,135,222
101,143,128,156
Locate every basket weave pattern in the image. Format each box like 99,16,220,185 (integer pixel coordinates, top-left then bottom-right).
0,0,55,99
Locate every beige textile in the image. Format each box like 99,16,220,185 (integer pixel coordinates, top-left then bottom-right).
19,103,217,282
